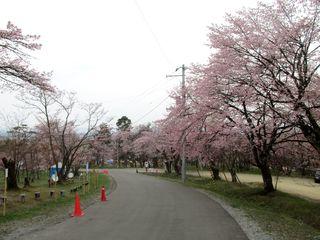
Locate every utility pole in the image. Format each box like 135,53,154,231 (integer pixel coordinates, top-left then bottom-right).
166,64,187,183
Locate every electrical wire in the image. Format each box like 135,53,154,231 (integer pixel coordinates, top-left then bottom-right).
133,0,172,67
133,95,170,124
108,1,176,125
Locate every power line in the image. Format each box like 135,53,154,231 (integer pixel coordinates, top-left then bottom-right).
108,1,176,125
133,78,171,100
102,77,171,104
133,95,170,125
133,0,172,67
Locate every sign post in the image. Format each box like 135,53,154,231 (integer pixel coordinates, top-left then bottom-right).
82,174,85,194
54,176,57,201
93,169,97,189
86,162,90,192
95,171,98,189
3,169,8,216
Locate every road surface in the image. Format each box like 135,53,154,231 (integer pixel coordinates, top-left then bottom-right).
18,169,248,240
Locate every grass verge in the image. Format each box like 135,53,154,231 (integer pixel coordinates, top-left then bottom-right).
144,172,320,240
0,171,110,225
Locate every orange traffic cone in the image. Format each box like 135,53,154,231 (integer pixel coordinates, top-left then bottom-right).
101,186,107,202
71,192,84,217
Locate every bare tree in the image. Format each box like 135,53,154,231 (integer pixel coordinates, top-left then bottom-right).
20,90,106,181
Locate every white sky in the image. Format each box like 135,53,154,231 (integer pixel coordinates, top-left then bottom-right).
0,0,259,128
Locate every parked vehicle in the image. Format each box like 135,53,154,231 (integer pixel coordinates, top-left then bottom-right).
315,169,320,183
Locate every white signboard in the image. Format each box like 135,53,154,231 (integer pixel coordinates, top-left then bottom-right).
5,169,8,178
86,162,89,173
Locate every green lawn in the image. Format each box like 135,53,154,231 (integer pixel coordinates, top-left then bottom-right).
144,172,320,240
0,170,110,224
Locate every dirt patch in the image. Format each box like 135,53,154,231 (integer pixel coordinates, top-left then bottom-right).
189,171,320,201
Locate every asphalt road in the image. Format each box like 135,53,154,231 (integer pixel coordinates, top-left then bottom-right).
19,170,248,240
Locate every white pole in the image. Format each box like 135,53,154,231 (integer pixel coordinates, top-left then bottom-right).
3,169,8,216
181,65,186,183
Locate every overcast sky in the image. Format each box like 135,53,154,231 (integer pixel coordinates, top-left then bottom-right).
0,0,259,127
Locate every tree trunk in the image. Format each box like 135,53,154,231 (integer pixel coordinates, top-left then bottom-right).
152,158,158,168
209,161,220,181
259,163,275,193
297,110,320,155
58,165,64,182
24,177,30,188
164,161,172,173
74,165,80,177
64,163,72,180
230,169,238,183
195,160,201,177
2,157,19,190
173,156,181,175
251,146,275,193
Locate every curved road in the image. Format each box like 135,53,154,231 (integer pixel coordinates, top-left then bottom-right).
19,170,248,240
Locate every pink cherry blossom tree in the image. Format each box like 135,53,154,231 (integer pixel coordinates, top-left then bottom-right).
132,125,160,168
89,122,113,167
208,0,320,153
0,22,52,91
169,0,319,192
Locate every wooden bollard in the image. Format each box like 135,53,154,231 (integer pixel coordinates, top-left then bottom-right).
34,192,41,200
20,194,26,203
0,196,7,206
49,190,55,198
